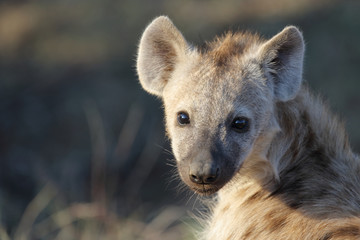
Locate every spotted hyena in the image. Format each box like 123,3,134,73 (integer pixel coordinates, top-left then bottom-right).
136,16,360,239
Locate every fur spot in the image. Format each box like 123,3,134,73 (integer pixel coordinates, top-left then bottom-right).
332,226,360,237
242,226,255,238
221,204,230,213
264,211,288,233
319,232,332,240
244,190,266,205
270,164,305,209
321,226,360,239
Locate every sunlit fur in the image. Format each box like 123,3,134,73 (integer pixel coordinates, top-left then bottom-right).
137,16,360,239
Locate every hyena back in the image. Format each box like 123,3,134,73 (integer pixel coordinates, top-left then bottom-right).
136,16,360,239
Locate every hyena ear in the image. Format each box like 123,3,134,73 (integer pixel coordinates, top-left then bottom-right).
136,16,189,97
258,26,305,102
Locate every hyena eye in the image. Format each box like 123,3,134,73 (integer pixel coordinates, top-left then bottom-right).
177,112,190,125
231,117,250,133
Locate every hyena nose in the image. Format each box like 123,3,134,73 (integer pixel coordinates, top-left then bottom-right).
189,163,220,184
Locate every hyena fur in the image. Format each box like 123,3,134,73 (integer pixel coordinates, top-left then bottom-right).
136,16,360,239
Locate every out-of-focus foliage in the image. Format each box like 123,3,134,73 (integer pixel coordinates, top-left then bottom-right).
0,0,359,239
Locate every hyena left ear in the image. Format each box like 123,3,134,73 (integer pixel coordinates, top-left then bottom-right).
258,26,305,102
137,16,189,97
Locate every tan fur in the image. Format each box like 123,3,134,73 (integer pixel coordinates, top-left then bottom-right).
136,16,360,239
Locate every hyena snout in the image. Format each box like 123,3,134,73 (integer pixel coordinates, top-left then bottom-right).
189,160,220,184
179,146,237,194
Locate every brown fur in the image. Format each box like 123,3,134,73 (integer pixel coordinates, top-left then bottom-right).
136,16,360,239
203,32,263,68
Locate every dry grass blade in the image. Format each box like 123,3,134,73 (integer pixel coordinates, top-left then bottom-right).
143,206,185,235
13,183,58,240
84,101,107,207
114,103,144,162
124,123,163,198
32,203,106,239
109,103,145,202
53,225,76,240
0,225,11,240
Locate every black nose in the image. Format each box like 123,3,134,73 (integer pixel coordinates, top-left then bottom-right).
189,167,219,184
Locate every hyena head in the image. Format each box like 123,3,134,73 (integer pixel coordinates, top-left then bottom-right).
137,16,304,195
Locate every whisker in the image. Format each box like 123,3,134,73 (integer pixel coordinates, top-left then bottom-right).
155,143,174,157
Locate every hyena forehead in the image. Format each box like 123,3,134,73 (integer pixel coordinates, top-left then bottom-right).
201,31,265,68
162,31,270,107
163,54,271,123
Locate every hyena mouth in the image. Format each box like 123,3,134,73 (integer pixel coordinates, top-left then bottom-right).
191,184,220,196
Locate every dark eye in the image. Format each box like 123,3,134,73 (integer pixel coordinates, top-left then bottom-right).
231,117,249,133
177,112,190,125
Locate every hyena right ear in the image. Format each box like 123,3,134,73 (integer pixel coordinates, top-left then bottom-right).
136,16,189,97
258,26,305,102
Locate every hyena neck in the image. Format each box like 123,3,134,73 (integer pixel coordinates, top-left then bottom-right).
269,86,360,217
239,86,360,218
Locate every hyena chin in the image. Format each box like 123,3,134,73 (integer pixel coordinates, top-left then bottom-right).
137,16,360,239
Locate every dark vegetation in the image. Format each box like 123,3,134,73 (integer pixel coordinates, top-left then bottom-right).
0,0,359,239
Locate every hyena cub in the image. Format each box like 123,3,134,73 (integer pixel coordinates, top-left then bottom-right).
136,16,360,239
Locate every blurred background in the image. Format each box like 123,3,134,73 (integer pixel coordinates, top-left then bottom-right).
0,0,359,239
